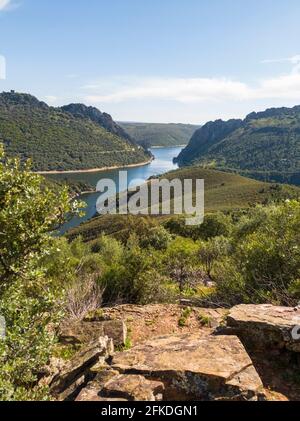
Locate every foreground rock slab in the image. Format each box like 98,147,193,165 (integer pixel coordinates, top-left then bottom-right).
226,304,300,352
111,333,266,401
50,336,113,400
102,374,164,401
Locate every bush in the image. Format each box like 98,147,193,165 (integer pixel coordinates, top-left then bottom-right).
98,235,174,305
214,201,300,306
164,213,232,241
139,225,172,250
0,147,81,400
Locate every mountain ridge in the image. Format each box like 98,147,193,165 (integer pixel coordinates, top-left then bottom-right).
119,122,200,148
0,91,150,172
176,104,300,185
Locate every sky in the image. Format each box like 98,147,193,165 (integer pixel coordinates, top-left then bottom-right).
1,0,300,123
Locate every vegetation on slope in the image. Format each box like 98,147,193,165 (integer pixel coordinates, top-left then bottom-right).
119,122,200,148
176,105,300,185
1,147,300,400
66,166,299,243
0,92,150,171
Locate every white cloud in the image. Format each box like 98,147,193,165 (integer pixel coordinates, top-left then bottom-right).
0,0,11,11
77,57,300,123
262,55,300,75
0,0,20,12
257,73,300,99
262,55,300,65
44,95,58,105
84,77,251,104
83,69,300,106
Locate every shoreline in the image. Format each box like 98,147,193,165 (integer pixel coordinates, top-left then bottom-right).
36,158,154,175
150,145,186,149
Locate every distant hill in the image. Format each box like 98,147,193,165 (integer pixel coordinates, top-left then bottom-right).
176,105,300,185
61,103,135,144
66,166,299,242
119,122,200,148
0,91,150,172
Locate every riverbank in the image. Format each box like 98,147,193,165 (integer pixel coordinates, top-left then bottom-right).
36,158,154,175
55,147,182,234
150,145,186,149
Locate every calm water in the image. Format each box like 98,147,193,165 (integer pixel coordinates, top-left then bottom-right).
47,147,182,234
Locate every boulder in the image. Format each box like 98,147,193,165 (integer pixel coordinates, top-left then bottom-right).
112,333,266,401
50,336,113,400
225,304,300,352
75,369,124,401
102,374,164,401
59,319,127,348
76,370,164,401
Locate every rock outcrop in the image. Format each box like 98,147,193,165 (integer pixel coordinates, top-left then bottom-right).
111,333,265,401
49,303,300,401
59,319,127,348
50,337,114,400
224,304,300,352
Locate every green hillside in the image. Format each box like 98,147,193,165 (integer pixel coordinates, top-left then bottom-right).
0,92,150,172
176,105,300,185
119,122,200,147
67,166,299,243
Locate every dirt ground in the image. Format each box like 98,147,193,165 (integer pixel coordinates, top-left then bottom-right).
101,304,227,345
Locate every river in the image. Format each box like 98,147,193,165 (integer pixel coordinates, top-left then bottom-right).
47,147,182,234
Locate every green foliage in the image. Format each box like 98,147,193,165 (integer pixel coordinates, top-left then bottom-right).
194,213,232,240
198,236,230,280
177,105,300,185
198,313,212,327
139,225,172,250
178,307,192,327
67,167,299,245
1,139,299,401
164,237,199,293
119,122,200,147
214,201,300,306
0,147,81,400
98,235,172,305
0,92,150,171
90,235,124,266
164,212,232,241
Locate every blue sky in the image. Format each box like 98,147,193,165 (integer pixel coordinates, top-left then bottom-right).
1,0,300,123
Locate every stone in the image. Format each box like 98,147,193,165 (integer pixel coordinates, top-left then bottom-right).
38,357,65,387
50,336,113,399
75,369,121,401
102,320,127,348
75,370,163,401
111,333,266,401
102,374,164,401
225,304,300,352
59,319,127,348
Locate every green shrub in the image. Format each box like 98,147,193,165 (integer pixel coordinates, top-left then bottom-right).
214,201,300,306
0,147,81,400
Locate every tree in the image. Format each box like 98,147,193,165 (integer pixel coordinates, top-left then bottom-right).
198,236,230,282
165,237,199,293
194,213,232,240
0,146,82,400
236,200,300,305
